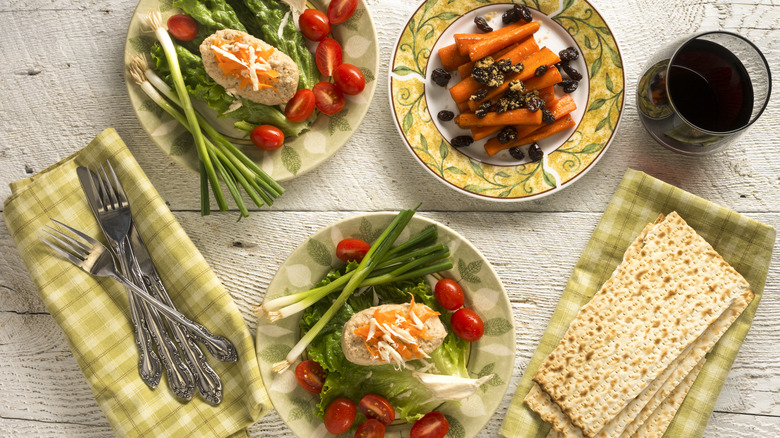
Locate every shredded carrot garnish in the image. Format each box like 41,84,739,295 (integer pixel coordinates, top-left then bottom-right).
211,36,278,91
354,298,441,362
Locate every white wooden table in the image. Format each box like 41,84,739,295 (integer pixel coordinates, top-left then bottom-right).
1,0,778,436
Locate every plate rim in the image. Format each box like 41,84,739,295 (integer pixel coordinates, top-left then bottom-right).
255,211,516,437
388,0,625,202
123,0,380,182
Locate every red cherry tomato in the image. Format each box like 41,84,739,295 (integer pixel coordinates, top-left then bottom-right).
299,9,331,41
167,14,198,41
327,0,358,24
313,82,346,115
434,278,465,311
294,360,326,394
250,125,284,150
355,419,385,438
410,411,449,438
451,308,484,342
334,63,366,95
324,397,357,435
336,238,371,263
316,37,343,77
285,89,316,122
358,394,395,426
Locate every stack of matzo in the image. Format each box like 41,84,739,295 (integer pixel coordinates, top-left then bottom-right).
525,212,754,438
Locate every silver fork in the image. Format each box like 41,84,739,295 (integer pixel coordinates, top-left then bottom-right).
39,221,235,379
84,164,224,403
84,163,194,401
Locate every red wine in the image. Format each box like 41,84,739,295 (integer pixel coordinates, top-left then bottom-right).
668,39,754,132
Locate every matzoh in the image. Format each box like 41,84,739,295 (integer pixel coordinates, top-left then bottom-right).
531,212,753,437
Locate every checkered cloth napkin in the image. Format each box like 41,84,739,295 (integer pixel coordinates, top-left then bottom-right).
3,129,271,437
500,168,776,438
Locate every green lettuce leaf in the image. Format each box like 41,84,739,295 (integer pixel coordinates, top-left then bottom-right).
172,0,247,52
150,42,309,136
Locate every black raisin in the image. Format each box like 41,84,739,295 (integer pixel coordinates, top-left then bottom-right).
502,6,520,24
535,65,548,77
528,143,544,162
472,68,489,86
508,146,525,160
476,101,492,119
498,126,518,144
526,96,544,112
437,110,455,122
474,16,493,33
558,78,579,93
542,108,555,125
559,61,583,81
431,68,451,87
495,59,512,74
559,47,579,62
516,4,533,22
451,136,474,148
470,88,488,101
509,62,524,73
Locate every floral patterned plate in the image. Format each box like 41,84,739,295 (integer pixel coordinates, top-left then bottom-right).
256,213,515,437
390,0,624,200
125,0,378,181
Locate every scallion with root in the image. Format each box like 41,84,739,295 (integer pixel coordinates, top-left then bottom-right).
272,208,423,373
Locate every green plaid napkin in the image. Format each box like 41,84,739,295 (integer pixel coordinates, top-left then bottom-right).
3,129,271,437
500,168,776,438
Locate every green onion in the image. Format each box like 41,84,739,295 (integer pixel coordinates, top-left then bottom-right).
272,208,421,373
144,10,226,214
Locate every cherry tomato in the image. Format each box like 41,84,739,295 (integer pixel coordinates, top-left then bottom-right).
324,397,357,435
316,38,343,77
167,14,199,41
434,278,465,311
327,0,358,24
313,82,346,115
285,89,316,122
250,125,284,150
358,394,395,426
294,360,326,394
336,238,371,263
355,419,385,438
410,411,449,438
334,63,366,95
299,9,331,41
451,308,484,342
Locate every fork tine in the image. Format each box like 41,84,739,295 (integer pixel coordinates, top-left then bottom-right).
98,163,119,210
106,161,128,206
92,164,111,211
39,236,86,265
50,219,101,247
41,229,88,260
86,167,105,212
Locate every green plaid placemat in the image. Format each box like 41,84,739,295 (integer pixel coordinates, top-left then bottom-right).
500,168,776,438
3,129,271,437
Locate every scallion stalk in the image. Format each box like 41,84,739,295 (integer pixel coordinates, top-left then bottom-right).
272,208,419,373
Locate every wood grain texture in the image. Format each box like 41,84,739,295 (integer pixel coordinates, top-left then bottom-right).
0,0,778,436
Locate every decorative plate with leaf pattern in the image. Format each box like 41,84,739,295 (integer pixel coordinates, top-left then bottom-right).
124,0,378,181
389,0,624,200
256,213,515,437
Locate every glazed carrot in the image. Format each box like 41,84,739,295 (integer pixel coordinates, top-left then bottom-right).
471,93,575,141
450,46,552,104
439,43,471,71
468,21,541,61
465,47,560,109
484,115,576,156
538,85,556,103
458,37,538,78
523,67,562,92
457,101,470,113
454,22,526,55
455,108,542,128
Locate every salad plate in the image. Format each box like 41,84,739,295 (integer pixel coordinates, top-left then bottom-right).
389,0,624,201
256,213,516,437
125,0,379,182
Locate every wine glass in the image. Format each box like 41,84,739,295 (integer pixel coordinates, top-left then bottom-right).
636,31,771,155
